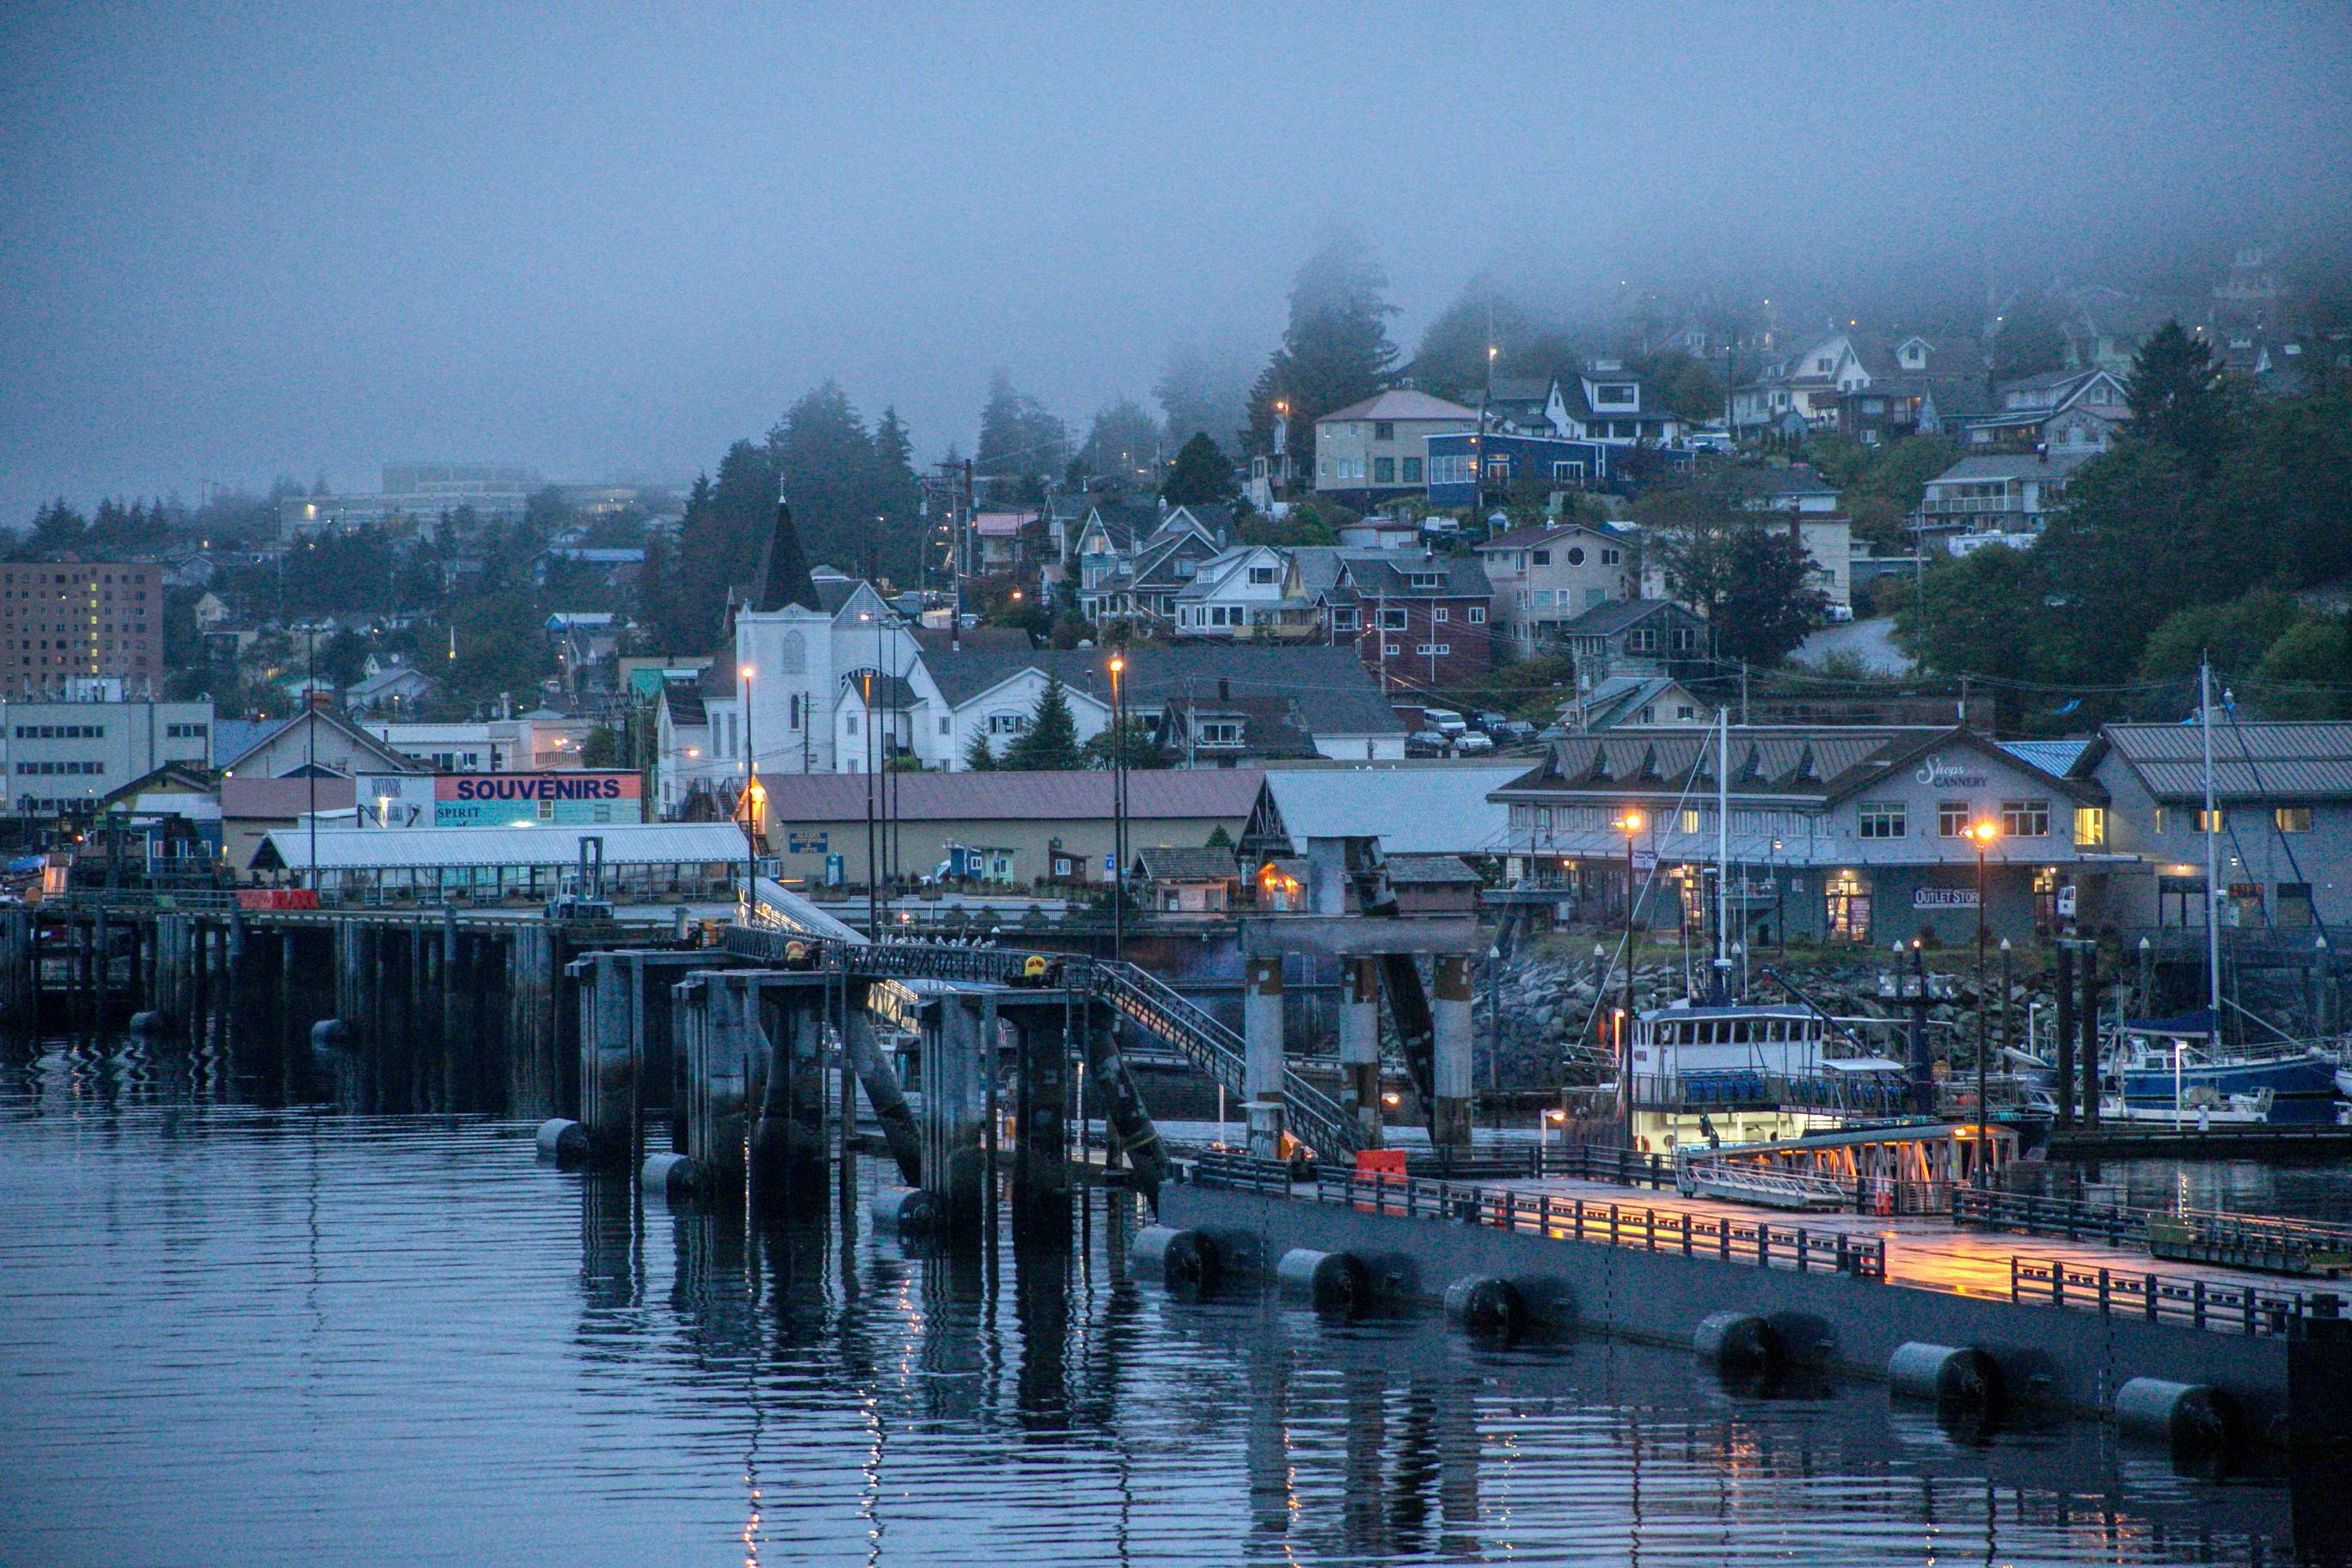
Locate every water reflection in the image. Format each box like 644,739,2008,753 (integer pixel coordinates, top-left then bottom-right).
0,1038,2338,1565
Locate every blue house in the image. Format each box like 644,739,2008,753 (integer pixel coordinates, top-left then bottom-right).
1424,432,1626,508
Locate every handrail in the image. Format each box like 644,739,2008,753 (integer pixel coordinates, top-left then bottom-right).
1956,1187,2352,1263
1679,1158,1851,1207
2010,1254,2339,1338
1185,1152,1884,1280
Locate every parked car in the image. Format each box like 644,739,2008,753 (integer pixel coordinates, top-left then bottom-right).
1452,732,1497,756
1491,718,1538,744
1473,710,1510,732
1406,729,1449,757
1823,602,1855,623
1422,707,1467,738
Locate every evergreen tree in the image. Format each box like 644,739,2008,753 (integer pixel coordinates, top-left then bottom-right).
1154,344,1251,451
1076,398,1161,482
976,372,1069,498
2125,321,2226,461
1005,676,1083,769
962,730,998,771
1410,273,1580,401
1161,432,1237,507
1243,228,1400,472
1714,526,1828,665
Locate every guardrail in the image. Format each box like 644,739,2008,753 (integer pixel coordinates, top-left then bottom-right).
2009,1256,2342,1338
1187,1152,1883,1280
1957,1188,2352,1277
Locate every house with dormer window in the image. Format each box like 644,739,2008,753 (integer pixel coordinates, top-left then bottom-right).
1473,523,1635,656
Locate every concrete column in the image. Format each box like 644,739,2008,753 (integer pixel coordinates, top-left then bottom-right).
690,975,753,1190
1430,954,1474,1150
1011,1008,1070,1204
578,955,635,1162
752,989,828,1204
1243,956,1286,1158
1338,956,1382,1148
922,996,989,1222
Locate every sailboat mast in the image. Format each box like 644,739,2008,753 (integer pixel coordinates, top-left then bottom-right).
2201,657,2222,1034
1715,707,1730,994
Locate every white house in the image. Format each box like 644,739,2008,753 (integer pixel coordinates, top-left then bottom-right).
1171,546,1315,640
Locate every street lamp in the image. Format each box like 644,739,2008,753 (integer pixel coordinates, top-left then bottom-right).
1108,653,1127,962
1540,1106,1566,1172
1616,809,1645,1144
738,664,759,917
1968,818,2000,1175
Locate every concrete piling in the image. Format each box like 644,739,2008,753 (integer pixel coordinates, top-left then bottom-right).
1430,954,1474,1151
842,996,922,1185
1243,957,1285,1159
1338,956,1382,1148
1009,1005,1071,1204
920,995,990,1222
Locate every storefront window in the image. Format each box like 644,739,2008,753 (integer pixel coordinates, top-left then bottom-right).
1826,871,1871,942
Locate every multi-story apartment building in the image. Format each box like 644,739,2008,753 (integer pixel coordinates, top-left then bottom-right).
0,696,212,818
0,559,164,698
1473,524,1635,657
1311,390,1476,506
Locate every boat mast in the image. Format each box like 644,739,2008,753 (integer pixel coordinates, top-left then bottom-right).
1715,707,1730,1000
2201,656,2222,1041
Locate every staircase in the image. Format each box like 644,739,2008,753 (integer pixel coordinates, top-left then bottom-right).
1093,960,1357,1155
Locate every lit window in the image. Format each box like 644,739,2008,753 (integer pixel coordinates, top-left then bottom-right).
2275,805,2312,833
2074,806,2106,846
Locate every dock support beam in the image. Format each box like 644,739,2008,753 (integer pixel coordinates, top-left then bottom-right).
750,988,829,1204
922,995,990,1224
843,992,923,1185
1430,954,1473,1151
1010,1005,1071,1205
1338,956,1382,1149
1243,956,1285,1160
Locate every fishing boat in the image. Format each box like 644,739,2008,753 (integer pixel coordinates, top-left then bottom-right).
1621,712,1912,1153
2109,1012,2343,1124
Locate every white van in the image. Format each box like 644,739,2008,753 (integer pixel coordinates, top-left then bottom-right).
1422,707,1467,738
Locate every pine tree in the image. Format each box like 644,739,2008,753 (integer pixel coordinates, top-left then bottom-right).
1005,676,1082,769
962,731,997,771
2126,321,2226,461
1242,227,1400,471
1161,432,1237,507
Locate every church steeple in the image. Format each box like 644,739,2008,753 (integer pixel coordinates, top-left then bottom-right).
751,497,822,613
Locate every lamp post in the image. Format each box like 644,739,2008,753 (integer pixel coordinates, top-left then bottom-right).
1616,809,1645,1145
1540,1106,1565,1173
1108,653,1127,962
738,665,758,918
1969,818,2000,1175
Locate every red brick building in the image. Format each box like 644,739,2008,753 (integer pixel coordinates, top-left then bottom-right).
1321,549,1495,692
0,558,163,697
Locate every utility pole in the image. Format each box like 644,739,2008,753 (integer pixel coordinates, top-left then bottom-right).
305,627,317,900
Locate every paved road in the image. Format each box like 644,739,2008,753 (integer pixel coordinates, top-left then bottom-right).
1792,615,1918,675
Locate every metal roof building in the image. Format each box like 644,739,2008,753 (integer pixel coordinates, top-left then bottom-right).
1257,763,1522,857
254,822,753,903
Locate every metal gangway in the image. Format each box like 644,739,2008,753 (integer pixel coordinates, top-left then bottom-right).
736,879,1358,1155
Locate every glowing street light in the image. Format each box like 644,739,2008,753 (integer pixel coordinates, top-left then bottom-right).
1968,818,2000,1171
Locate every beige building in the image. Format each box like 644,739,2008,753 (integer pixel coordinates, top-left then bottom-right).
1312,390,1476,505
760,768,1266,889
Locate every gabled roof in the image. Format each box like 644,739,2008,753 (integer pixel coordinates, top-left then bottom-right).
1495,725,2101,805
1923,451,2095,487
918,643,1404,739
1260,764,1522,855
767,769,1267,824
2084,721,2352,803
1478,522,1618,554
219,708,428,777
1317,389,1479,425
1558,597,1700,639
1382,852,1483,885
1333,549,1491,600
1136,846,1241,882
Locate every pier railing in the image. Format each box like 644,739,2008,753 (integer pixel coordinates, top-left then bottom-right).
1958,1188,2352,1277
1185,1153,1884,1280
2009,1255,2342,1338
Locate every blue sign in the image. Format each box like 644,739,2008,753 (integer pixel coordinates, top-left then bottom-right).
788,831,828,853
824,854,843,887
1105,852,1117,873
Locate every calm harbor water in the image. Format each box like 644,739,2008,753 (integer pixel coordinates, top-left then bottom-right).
4,1036,2347,1566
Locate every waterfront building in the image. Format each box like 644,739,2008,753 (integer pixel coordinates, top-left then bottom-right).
0,695,211,820
0,559,163,698
2073,720,2352,937
1488,725,2114,946
757,767,1265,889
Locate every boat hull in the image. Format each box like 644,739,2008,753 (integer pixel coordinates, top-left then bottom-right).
2116,1053,2342,1124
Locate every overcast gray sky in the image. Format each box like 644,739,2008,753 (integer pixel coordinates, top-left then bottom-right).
3,2,2348,521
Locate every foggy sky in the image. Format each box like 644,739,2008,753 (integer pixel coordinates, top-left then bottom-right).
3,2,2349,522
